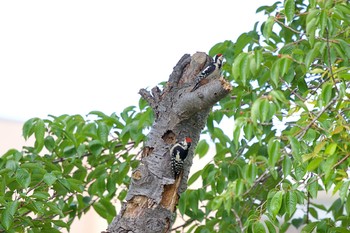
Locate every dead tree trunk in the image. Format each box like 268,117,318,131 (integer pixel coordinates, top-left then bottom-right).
106,52,231,233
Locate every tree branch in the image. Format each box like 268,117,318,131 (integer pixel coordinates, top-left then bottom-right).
173,77,232,120
296,95,338,139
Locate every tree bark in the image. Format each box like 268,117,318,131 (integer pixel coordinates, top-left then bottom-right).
106,52,231,233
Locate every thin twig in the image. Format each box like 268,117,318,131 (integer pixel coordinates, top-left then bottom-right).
281,79,306,102
296,95,338,139
306,191,310,223
325,28,339,93
332,153,350,169
274,18,302,35
242,170,269,197
232,208,244,231
171,219,195,231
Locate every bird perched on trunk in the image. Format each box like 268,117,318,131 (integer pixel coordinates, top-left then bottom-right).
190,54,224,92
170,137,192,178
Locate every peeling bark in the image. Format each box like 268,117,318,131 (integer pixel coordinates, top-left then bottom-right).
106,52,231,233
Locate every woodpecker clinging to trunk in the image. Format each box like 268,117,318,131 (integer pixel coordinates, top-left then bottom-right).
190,54,224,92
170,137,192,178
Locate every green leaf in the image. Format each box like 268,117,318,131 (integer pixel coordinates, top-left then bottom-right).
44,136,56,152
282,155,292,178
269,191,283,218
321,82,333,106
63,145,76,157
232,53,248,82
260,98,270,122
322,154,337,179
240,53,250,85
346,192,350,215
306,18,317,46
288,136,301,160
285,191,297,216
1,209,13,230
234,33,251,54
307,157,323,172
43,173,57,186
249,53,258,76
97,121,109,146
22,118,35,140
268,138,281,168
251,98,263,126
330,227,350,233
1,201,18,230
195,140,209,158
52,220,68,228
32,191,50,200
243,121,253,140
253,221,266,233
324,142,337,155
233,117,245,146
7,201,19,216
301,222,318,233
280,57,292,76
271,59,280,88
263,16,275,41
189,191,199,214
319,10,327,36
235,179,244,197
339,181,350,202
255,49,263,71
223,195,232,214
0,168,12,176
178,192,187,215
99,198,116,223
284,0,295,23
216,176,225,194
188,170,202,186
16,168,31,188
308,176,318,199
265,220,276,233
211,197,223,211
305,47,319,69
89,140,103,156
34,119,45,153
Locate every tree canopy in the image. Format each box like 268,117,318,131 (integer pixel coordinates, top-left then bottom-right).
1,0,350,232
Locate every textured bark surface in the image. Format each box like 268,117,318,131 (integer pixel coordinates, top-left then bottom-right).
106,52,231,233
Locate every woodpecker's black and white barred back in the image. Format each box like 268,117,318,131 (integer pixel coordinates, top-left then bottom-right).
190,54,224,92
170,137,192,178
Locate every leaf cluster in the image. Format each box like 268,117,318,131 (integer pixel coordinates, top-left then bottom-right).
179,0,350,232
0,99,153,232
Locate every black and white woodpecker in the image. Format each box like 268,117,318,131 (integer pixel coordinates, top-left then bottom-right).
170,137,192,178
190,53,224,92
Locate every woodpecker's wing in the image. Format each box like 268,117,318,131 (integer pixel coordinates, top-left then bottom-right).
199,63,216,78
190,63,216,92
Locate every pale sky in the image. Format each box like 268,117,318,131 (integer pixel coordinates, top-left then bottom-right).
0,0,275,121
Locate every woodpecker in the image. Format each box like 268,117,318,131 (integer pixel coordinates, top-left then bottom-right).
170,137,192,178
190,54,224,92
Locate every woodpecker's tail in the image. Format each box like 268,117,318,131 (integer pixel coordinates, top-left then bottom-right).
190,83,200,92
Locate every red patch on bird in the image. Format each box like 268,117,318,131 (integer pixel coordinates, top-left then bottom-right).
185,137,192,143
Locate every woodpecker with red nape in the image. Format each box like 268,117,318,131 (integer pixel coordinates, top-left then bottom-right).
170,137,192,178
190,54,224,92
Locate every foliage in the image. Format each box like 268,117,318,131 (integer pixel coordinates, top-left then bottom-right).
179,0,350,232
0,99,153,232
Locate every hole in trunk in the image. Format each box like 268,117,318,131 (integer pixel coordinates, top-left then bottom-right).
162,130,176,144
